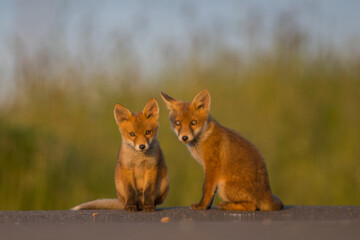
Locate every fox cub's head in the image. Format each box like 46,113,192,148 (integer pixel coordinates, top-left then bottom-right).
114,98,159,152
160,89,210,144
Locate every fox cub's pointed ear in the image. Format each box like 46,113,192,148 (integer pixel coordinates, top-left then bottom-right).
160,92,177,110
114,104,132,123
143,98,159,119
192,89,211,112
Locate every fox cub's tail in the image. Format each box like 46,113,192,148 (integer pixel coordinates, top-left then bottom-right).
71,199,124,210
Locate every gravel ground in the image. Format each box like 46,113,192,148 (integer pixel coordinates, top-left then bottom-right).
1,205,360,224
1,206,359,240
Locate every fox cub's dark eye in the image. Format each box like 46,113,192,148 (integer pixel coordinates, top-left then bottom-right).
129,132,135,137
191,120,197,126
145,130,152,135
175,120,181,126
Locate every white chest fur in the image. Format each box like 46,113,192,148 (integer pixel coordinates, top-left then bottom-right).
185,121,214,167
187,144,204,166
122,154,157,169
121,144,158,168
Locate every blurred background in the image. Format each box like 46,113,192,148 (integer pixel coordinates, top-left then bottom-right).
0,0,359,210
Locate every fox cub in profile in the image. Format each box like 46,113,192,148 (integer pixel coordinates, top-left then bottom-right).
72,98,168,212
161,90,283,211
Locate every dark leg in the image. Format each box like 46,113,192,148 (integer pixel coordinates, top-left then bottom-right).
191,171,217,210
124,184,138,212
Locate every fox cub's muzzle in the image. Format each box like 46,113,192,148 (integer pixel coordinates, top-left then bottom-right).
135,142,149,152
178,131,195,144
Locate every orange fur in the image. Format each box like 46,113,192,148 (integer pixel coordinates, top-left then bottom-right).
72,98,168,211
161,90,283,211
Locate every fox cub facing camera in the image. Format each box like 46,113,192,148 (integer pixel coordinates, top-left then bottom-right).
161,90,283,211
72,98,168,212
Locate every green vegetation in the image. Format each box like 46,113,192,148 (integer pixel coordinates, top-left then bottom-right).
0,23,359,210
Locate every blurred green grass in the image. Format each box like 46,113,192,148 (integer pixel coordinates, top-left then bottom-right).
1,27,360,210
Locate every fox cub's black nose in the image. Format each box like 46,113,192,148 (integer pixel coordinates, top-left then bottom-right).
139,144,146,150
182,136,189,141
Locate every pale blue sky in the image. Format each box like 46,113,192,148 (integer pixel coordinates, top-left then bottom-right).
0,0,360,87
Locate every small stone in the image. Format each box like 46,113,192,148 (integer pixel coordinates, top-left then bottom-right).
161,217,170,223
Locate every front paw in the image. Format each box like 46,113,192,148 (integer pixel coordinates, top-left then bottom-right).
125,204,138,212
217,201,226,210
190,203,206,210
143,205,156,212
